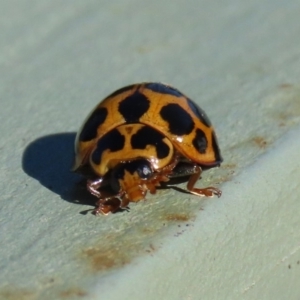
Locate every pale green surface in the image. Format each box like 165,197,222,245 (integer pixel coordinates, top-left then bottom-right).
0,0,300,299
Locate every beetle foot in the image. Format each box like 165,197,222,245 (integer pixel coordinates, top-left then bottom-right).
93,198,122,215
190,187,222,198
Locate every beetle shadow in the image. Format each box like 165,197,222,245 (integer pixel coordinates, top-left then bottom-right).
22,133,194,214
158,177,191,194
22,132,95,208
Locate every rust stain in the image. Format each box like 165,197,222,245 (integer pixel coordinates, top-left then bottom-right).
136,42,168,54
163,213,193,222
222,163,237,169
80,212,195,272
80,226,163,273
140,227,158,235
251,136,270,149
81,242,133,272
278,121,286,127
149,243,155,251
79,218,167,273
136,46,153,54
277,112,289,122
79,192,210,273
60,288,87,298
0,287,36,300
39,277,56,287
145,243,156,254
216,170,235,183
273,84,300,125
279,83,293,89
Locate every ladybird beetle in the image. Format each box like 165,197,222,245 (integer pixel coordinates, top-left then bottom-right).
73,82,222,215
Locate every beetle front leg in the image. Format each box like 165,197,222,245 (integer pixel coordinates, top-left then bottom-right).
87,178,119,215
87,178,104,197
93,197,122,215
187,165,222,198
93,190,126,215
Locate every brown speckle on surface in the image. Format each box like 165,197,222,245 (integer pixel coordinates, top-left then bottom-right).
277,112,289,122
79,228,153,273
272,84,300,126
222,163,237,169
81,246,131,272
279,83,293,89
215,170,235,184
80,209,198,273
60,288,88,298
251,136,270,149
136,46,153,54
0,287,36,300
145,243,156,254
140,227,158,235
164,213,193,222
39,277,57,288
80,209,196,273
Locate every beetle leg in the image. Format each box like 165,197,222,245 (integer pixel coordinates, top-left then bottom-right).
120,195,130,208
87,178,104,198
87,178,127,215
187,165,222,197
93,198,121,215
163,154,180,174
93,190,126,215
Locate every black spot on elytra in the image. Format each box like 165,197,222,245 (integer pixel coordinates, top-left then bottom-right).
91,129,125,165
107,84,136,99
79,107,108,141
186,98,211,127
118,91,150,122
192,129,208,154
131,126,170,159
211,132,223,164
160,104,194,135
145,83,183,97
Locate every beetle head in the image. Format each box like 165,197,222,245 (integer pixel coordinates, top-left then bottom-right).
111,159,154,202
